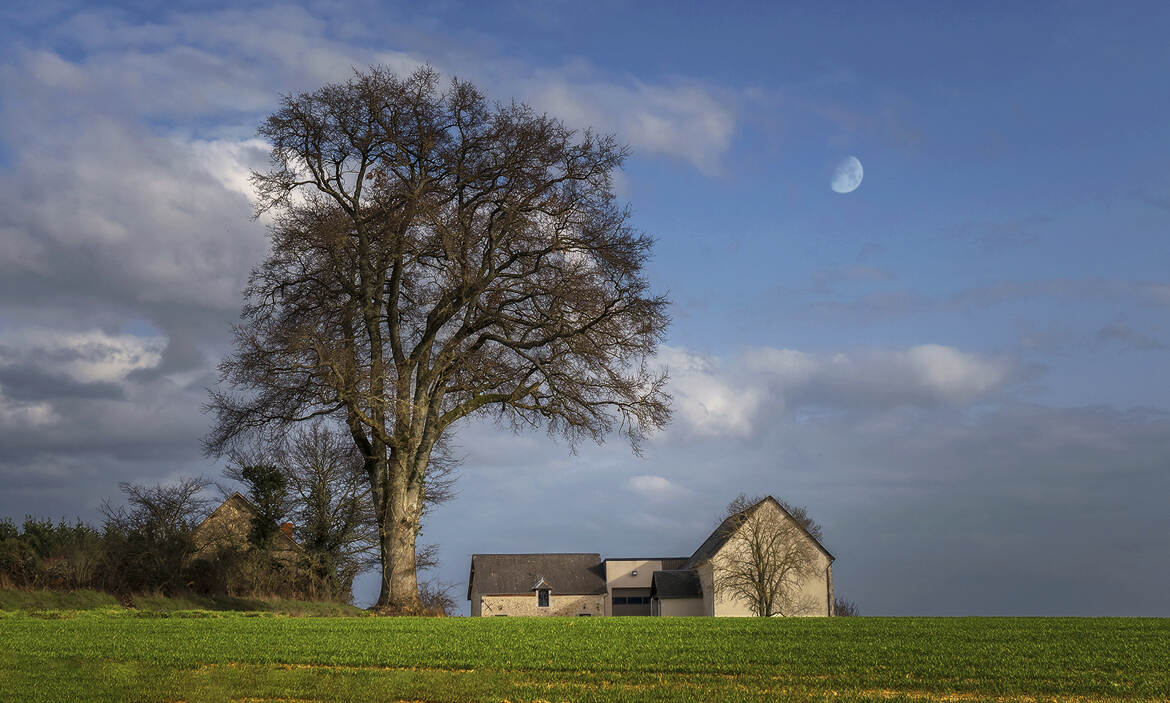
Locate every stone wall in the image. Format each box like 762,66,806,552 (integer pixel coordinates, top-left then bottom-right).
478,593,604,617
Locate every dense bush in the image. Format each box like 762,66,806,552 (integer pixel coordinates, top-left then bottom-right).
0,477,361,605
0,518,102,590
0,474,458,612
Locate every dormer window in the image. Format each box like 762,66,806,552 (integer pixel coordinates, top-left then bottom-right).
537,588,550,607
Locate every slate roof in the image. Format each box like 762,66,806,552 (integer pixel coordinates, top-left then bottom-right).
682,495,834,569
467,553,606,600
650,569,702,599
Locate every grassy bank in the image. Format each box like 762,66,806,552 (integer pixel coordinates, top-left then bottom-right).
1,614,1167,702
0,587,364,617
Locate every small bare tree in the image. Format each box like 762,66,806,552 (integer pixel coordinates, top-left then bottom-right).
100,477,214,594
205,66,671,608
711,495,820,617
833,596,860,617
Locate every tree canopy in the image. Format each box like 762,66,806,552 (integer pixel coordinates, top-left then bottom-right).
206,66,671,607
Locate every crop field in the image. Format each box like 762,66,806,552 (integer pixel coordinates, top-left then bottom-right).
1,612,1167,702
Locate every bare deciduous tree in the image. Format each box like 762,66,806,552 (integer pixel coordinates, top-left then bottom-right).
712,495,820,617
722,493,823,542
100,477,214,594
833,596,860,617
205,66,671,608
101,477,214,541
224,421,454,600
278,423,378,594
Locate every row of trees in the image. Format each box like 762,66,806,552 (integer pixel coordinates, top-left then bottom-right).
1,478,229,597
2,420,453,610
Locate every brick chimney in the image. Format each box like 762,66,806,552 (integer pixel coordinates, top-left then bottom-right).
280,522,294,539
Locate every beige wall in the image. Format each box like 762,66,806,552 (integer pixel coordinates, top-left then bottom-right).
605,560,660,588
706,501,833,617
603,560,661,615
657,597,704,616
478,593,604,617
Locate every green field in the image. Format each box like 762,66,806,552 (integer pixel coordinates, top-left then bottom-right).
1,611,1167,702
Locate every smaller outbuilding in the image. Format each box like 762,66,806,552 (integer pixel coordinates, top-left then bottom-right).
649,570,704,616
467,553,607,616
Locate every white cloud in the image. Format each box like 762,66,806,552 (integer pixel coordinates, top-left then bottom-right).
521,74,735,175
0,328,165,383
657,347,763,437
744,344,1012,404
0,390,56,428
661,343,1014,438
1147,284,1170,305
11,7,735,176
186,138,270,204
626,474,690,502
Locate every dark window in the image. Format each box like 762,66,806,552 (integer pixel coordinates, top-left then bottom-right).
537,589,550,607
612,597,627,605
578,613,592,616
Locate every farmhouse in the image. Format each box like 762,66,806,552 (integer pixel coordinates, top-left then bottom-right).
192,492,302,563
467,496,835,617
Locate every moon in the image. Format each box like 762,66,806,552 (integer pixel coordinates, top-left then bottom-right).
830,156,864,194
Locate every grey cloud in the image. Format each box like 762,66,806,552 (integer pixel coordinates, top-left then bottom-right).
789,289,930,321
0,364,125,401
775,277,1170,327
0,375,210,463
1096,322,1165,351
1131,188,1170,213
655,344,1016,440
807,265,897,293
938,214,1052,251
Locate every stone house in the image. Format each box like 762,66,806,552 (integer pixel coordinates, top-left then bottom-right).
192,492,302,564
467,496,835,617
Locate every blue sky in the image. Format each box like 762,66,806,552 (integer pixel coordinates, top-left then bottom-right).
1,1,1168,615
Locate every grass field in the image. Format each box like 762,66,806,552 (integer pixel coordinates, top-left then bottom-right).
1,610,1167,702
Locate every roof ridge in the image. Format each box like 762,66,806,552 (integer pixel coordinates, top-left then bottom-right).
472,552,600,557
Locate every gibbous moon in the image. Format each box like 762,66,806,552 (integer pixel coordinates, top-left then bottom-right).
830,156,864,193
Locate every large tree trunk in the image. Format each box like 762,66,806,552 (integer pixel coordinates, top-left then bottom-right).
373,453,424,610
382,516,418,608
375,522,419,608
